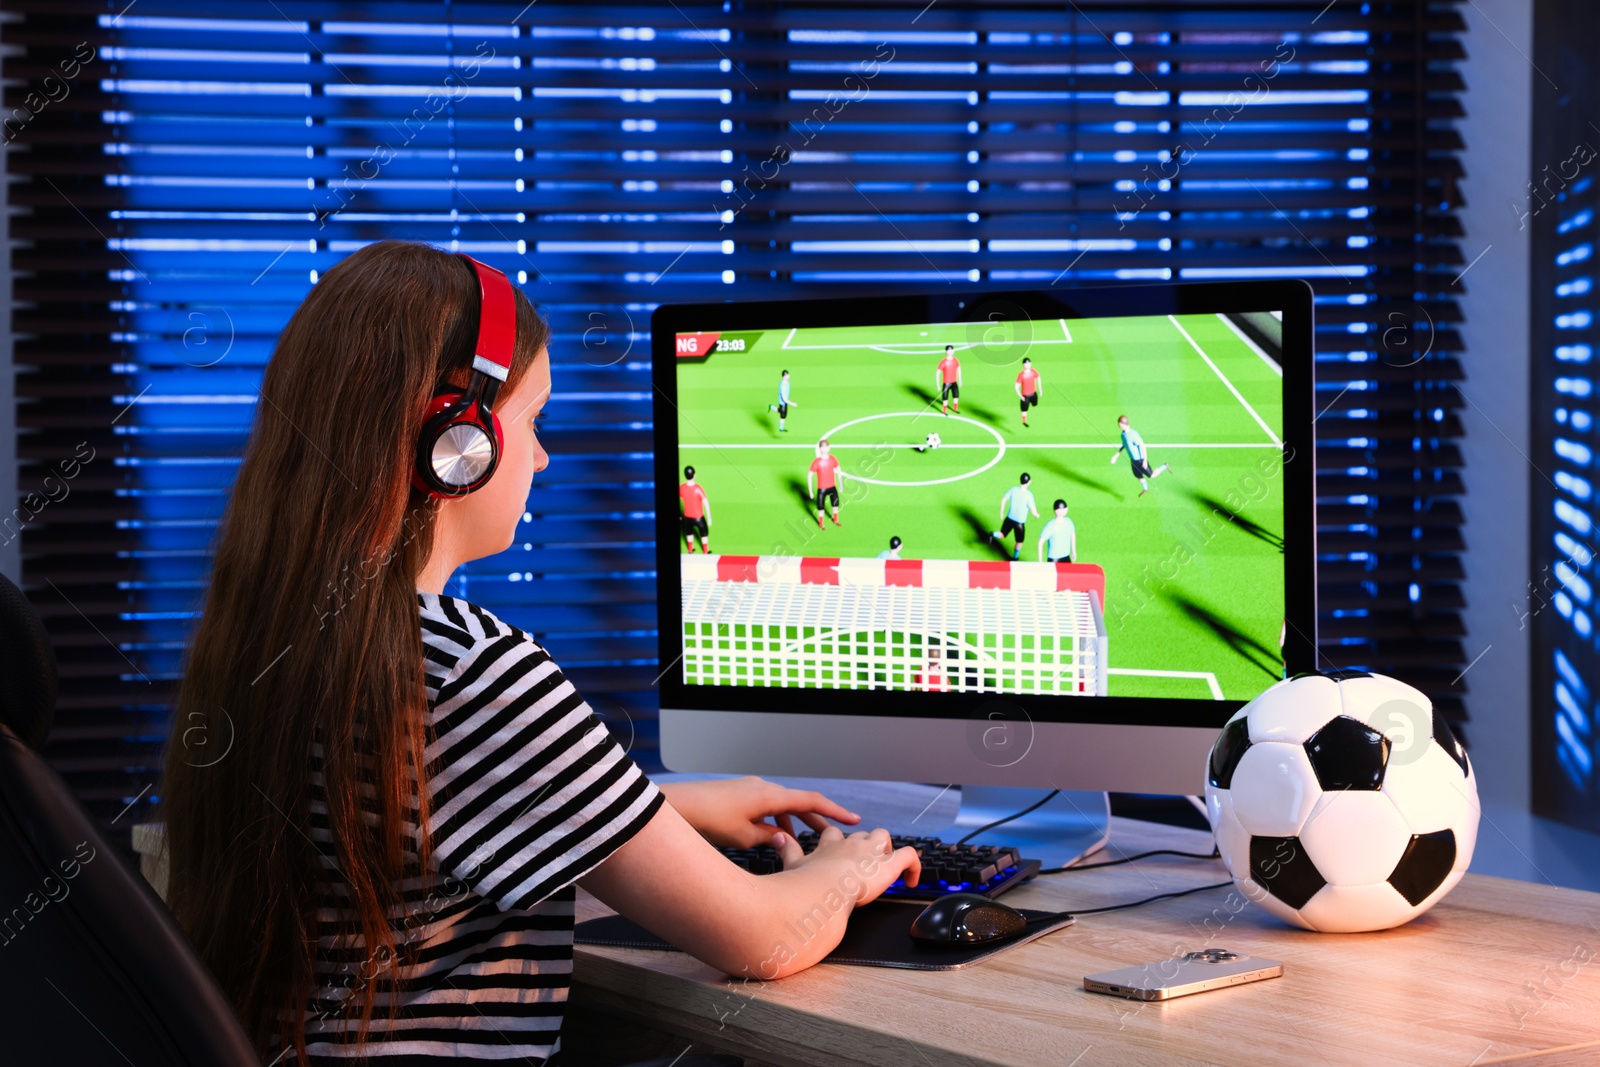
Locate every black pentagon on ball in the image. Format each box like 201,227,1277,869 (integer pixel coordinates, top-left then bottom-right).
1290,668,1373,682
1208,716,1252,788
1431,713,1471,778
1304,715,1389,790
1249,836,1325,910
1388,829,1457,906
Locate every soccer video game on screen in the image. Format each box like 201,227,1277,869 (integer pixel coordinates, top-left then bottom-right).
671,310,1287,703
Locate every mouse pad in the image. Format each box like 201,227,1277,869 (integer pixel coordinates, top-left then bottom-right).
575,903,1075,971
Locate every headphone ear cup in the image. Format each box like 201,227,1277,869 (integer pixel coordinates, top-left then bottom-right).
412,391,465,497
415,390,500,498
424,389,464,418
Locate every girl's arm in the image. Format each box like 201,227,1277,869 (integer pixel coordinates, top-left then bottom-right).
658,775,858,847
578,805,920,980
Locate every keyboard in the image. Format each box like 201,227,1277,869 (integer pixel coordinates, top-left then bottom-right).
720,831,1043,901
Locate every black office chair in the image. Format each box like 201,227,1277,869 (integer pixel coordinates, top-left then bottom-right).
0,570,263,1065
0,572,742,1067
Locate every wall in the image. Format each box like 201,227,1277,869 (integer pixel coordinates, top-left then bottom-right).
1458,0,1533,814
1457,0,1600,890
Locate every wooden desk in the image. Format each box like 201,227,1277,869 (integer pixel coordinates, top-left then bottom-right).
569,814,1600,1067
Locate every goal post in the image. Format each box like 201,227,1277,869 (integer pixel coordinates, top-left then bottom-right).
680,555,1108,696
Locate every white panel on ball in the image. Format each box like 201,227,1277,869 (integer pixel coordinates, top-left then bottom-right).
1298,791,1412,886
1228,742,1321,838
1334,674,1431,731
1382,744,1473,836
1298,882,1419,933
1238,877,1309,930
1204,787,1252,882
1243,675,1341,744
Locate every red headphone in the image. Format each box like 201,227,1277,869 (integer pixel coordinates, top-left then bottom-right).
412,254,517,499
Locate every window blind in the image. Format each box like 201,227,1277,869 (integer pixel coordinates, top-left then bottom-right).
2,0,1468,841
1529,0,1597,832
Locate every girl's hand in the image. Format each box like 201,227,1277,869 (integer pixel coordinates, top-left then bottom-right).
660,775,861,849
773,825,922,903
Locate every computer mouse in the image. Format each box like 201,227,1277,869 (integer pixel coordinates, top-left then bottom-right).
909,892,1029,945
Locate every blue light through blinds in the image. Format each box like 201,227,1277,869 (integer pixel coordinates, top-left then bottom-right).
1544,201,1600,797
1529,0,1600,832
4,0,1468,832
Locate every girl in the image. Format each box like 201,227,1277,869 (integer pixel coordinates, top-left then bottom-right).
161,241,921,1065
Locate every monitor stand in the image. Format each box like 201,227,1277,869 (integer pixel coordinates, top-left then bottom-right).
654,773,1111,871
944,786,1111,872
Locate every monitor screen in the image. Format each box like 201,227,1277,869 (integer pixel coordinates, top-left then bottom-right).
653,282,1315,728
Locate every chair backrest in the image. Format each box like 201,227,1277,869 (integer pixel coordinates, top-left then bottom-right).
0,567,56,750
0,571,261,1065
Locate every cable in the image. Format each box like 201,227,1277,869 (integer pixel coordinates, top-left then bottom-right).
953,788,1059,845
1021,878,1235,928
941,790,1228,921
1067,880,1234,917
1039,846,1220,876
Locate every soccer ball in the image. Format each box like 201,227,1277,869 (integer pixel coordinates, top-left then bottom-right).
1204,669,1479,933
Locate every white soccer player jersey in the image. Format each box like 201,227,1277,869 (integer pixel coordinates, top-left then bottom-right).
1003,486,1037,522
1041,516,1076,559
1121,426,1147,461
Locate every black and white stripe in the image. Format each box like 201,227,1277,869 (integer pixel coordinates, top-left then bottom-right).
288,590,662,1064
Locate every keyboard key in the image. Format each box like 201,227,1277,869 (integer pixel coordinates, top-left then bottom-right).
715,834,1044,901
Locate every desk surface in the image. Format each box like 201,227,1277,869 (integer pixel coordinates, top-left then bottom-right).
573,813,1600,1067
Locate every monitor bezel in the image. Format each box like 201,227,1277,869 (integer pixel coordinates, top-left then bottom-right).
651,279,1316,730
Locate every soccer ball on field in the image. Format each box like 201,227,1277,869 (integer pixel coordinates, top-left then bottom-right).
1204,669,1479,933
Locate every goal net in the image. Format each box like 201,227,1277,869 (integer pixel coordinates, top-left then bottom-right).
681,555,1108,696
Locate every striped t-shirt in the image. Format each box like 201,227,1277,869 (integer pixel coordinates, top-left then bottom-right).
290,590,663,1065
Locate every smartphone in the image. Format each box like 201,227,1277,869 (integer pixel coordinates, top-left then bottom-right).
1083,948,1283,1001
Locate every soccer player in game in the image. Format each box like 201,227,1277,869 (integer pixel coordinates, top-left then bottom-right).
1109,413,1172,497
936,344,961,416
1014,356,1041,428
914,430,942,453
990,471,1039,561
807,437,845,529
1037,499,1076,563
766,369,797,432
914,644,947,693
678,465,712,554
878,535,903,560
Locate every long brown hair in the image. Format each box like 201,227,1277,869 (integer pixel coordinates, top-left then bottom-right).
161,240,548,1063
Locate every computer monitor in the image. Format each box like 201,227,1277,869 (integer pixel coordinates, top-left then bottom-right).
652,280,1315,859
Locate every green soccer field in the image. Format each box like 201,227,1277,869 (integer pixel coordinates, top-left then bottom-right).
673,312,1288,703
